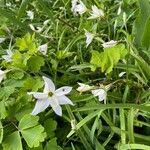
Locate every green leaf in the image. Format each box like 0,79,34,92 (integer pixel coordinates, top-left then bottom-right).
8,71,24,79
131,52,150,81
0,86,15,100
24,77,44,91
21,125,46,148
0,121,3,143
56,50,73,60
19,114,46,148
90,44,127,73
12,51,30,69
17,0,31,19
4,79,24,88
134,0,150,46
44,119,57,138
127,108,134,143
141,17,150,48
0,101,7,119
27,56,45,72
19,114,39,130
0,8,26,28
90,50,102,71
2,131,23,150
44,138,63,150
119,144,150,150
16,33,37,54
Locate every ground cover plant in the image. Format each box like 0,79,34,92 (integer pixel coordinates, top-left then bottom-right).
0,0,150,149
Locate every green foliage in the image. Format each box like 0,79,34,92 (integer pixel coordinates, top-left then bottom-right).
16,33,37,54
0,0,150,149
3,131,23,150
134,0,150,48
141,17,150,48
0,121,3,143
44,138,63,150
0,86,15,100
44,119,57,139
56,50,73,60
27,56,45,72
19,114,46,148
12,51,30,70
90,44,127,73
24,77,44,91
0,101,7,119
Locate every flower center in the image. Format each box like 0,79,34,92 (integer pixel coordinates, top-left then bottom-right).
48,91,53,97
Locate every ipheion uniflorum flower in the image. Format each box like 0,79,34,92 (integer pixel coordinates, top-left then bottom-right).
28,76,74,116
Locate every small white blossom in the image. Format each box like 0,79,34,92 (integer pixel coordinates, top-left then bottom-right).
91,88,107,102
28,76,74,116
119,72,126,77
0,38,6,44
0,70,6,83
38,44,48,55
26,11,34,20
85,31,94,48
2,50,13,62
88,5,104,20
77,83,94,93
29,24,43,33
71,0,87,15
102,40,117,48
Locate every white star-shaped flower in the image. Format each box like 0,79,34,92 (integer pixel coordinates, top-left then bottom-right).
26,10,34,20
91,88,107,102
85,31,94,48
71,0,87,15
28,76,74,116
29,24,43,33
38,44,48,55
0,70,6,83
88,5,104,20
102,40,117,48
77,83,94,93
119,72,126,77
2,50,13,62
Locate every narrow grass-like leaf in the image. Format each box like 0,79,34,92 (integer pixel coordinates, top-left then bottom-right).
119,109,126,144
75,104,150,112
119,144,150,149
67,110,104,138
17,0,31,19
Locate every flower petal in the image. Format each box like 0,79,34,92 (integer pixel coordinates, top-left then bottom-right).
77,82,94,92
57,95,74,105
38,44,48,55
31,99,50,115
85,31,94,48
55,86,72,96
119,72,126,77
49,97,62,116
91,89,107,101
42,76,55,93
27,92,48,99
